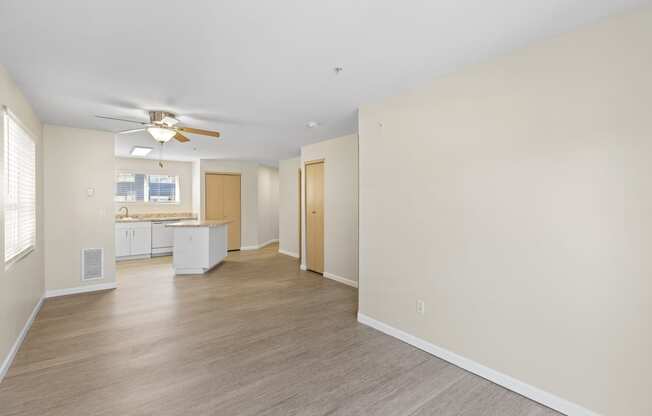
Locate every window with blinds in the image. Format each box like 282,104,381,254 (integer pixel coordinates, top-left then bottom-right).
114,172,179,203
3,108,36,264
148,175,178,202
115,173,146,202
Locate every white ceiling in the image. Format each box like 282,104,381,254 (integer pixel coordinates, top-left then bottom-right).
0,0,647,163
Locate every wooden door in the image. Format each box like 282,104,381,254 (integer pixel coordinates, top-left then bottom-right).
205,173,241,251
205,174,224,220
305,161,324,273
222,174,242,250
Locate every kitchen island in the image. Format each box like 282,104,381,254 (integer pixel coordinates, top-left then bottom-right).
166,220,230,275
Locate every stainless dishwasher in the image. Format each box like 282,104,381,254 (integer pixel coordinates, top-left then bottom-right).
151,221,175,256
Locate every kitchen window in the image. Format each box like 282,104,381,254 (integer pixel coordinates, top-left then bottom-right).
3,107,36,264
148,175,178,203
115,173,146,202
114,172,179,204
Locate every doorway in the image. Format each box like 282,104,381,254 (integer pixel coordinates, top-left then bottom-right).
305,161,324,273
205,173,241,250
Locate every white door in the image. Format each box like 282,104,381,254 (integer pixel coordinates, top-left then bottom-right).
115,228,131,257
130,227,152,256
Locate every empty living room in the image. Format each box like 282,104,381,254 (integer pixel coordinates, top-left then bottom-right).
0,1,650,415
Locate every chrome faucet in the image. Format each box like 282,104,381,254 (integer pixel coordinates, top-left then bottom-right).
118,206,129,218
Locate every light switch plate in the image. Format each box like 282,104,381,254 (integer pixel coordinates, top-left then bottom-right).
416,300,425,315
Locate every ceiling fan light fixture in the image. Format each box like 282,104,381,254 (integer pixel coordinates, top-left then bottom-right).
161,116,179,126
147,127,176,143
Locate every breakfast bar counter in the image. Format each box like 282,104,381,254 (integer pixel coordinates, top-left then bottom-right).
166,220,230,275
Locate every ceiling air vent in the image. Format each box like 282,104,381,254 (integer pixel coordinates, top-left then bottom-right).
81,248,103,281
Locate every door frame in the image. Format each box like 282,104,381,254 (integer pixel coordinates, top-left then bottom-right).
204,171,242,249
304,159,325,274
298,168,302,261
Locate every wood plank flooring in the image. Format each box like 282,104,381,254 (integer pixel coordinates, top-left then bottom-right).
0,244,561,415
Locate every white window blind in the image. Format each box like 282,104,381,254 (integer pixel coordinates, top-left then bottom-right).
115,173,146,202
4,108,36,263
114,172,179,204
148,175,178,202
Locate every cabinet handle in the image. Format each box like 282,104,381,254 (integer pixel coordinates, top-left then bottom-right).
125,230,129,239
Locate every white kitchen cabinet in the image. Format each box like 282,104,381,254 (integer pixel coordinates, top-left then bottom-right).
130,226,152,256
115,222,152,260
115,227,131,257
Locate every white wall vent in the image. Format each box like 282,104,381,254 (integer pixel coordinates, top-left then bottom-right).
81,248,103,281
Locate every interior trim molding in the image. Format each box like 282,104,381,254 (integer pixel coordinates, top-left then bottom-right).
45,282,118,298
278,249,300,258
299,264,307,271
258,239,279,248
357,312,600,416
241,239,279,251
0,295,44,383
324,272,358,288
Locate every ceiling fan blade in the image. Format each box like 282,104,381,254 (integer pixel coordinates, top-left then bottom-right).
177,126,220,138
117,128,147,134
174,132,190,143
96,115,150,125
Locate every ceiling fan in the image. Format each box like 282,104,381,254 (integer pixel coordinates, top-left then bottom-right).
96,111,220,143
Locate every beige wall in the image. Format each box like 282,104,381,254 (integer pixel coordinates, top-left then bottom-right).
278,158,300,257
43,125,116,292
358,7,652,416
0,66,44,379
192,160,201,216
114,157,194,214
301,134,358,283
257,165,279,245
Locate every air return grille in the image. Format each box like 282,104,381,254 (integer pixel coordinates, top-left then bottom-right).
81,248,103,281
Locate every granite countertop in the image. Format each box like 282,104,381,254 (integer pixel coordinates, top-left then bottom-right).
165,220,231,228
115,213,197,223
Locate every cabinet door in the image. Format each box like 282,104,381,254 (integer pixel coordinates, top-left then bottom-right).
130,226,152,256
115,227,131,257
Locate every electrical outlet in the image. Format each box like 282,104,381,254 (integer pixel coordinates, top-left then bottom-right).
416,300,425,315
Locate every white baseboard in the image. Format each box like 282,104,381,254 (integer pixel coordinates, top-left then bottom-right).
300,264,307,271
116,254,150,262
258,239,279,248
45,282,118,298
0,295,44,382
357,313,599,416
241,239,279,251
278,249,300,258
324,272,358,288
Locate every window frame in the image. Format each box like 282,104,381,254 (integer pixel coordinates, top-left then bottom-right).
147,174,180,204
114,171,180,205
3,106,37,266
114,172,147,203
